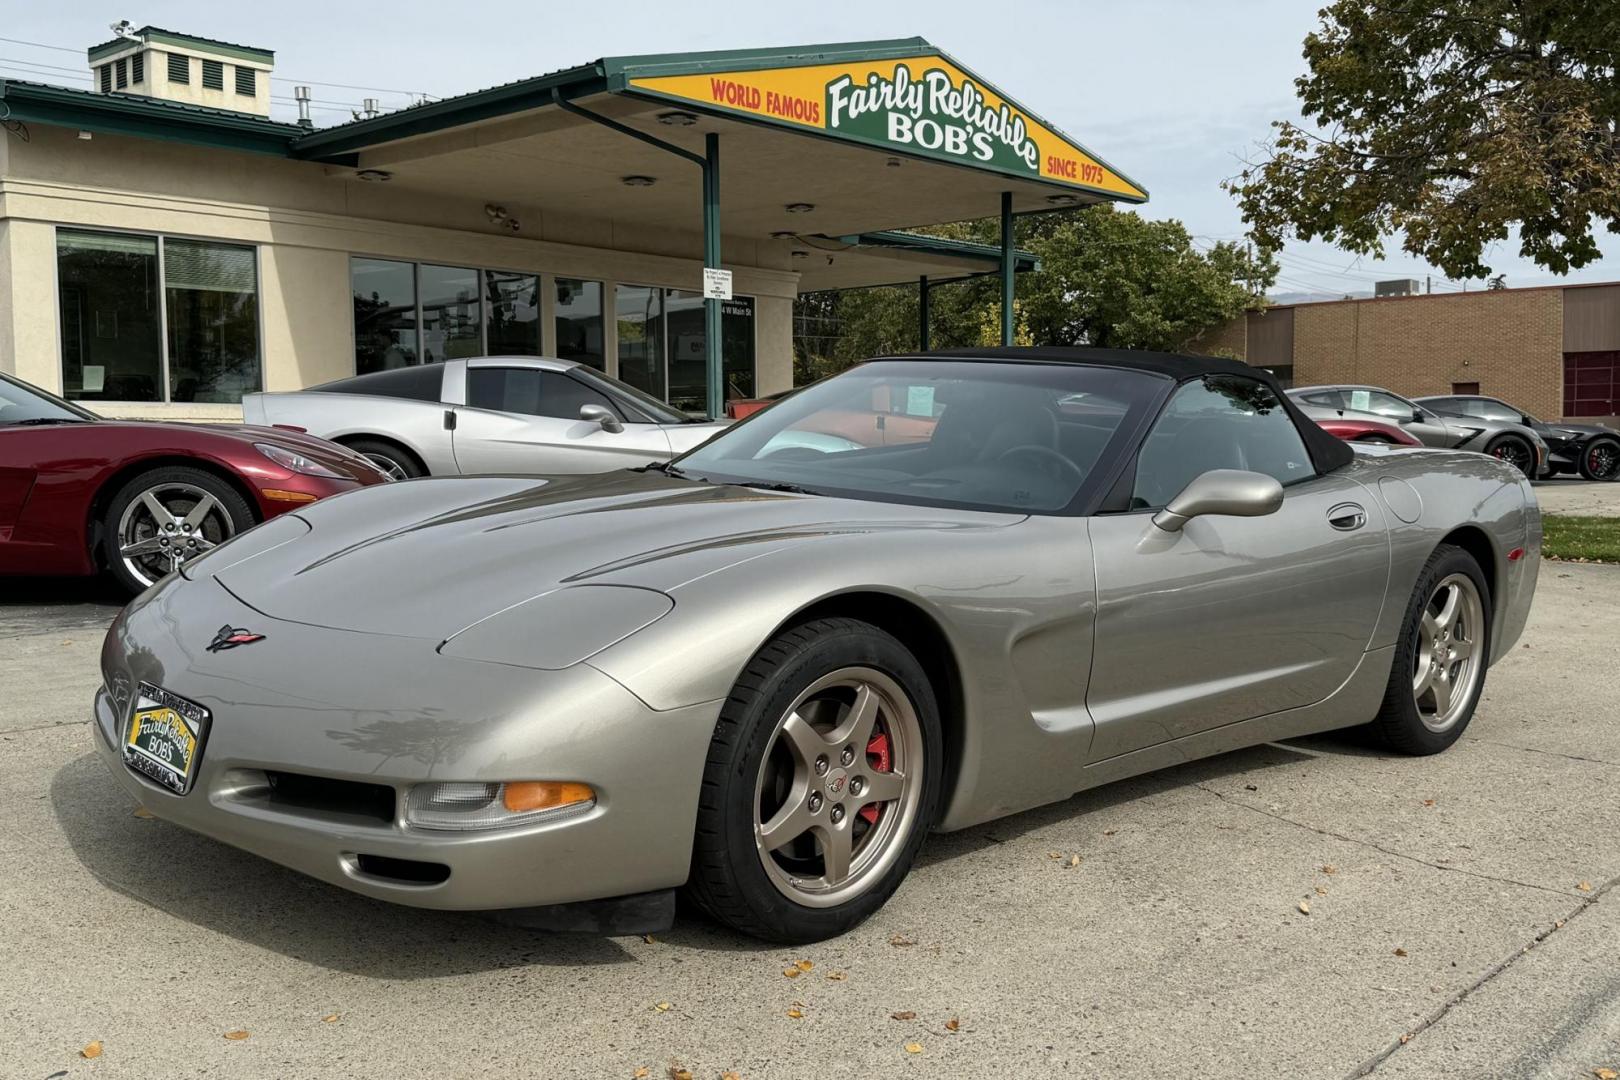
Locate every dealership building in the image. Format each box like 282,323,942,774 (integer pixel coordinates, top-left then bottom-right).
1199,282,1620,424
0,28,1145,420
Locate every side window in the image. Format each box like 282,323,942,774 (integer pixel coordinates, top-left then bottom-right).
1132,376,1314,510
1299,390,1345,408
1477,398,1523,423
1348,389,1416,420
466,368,618,421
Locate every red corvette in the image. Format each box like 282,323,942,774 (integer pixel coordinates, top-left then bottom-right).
1314,415,1424,447
1,372,390,594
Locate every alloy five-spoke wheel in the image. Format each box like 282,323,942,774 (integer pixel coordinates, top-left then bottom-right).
1411,573,1485,733
686,617,942,942
1368,543,1492,755
102,467,256,595
1582,438,1620,482
1488,435,1534,477
753,667,924,907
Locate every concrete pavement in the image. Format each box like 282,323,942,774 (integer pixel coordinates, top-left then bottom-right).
1,564,1617,1079
1533,477,1620,517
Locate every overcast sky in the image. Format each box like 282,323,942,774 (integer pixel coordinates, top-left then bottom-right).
5,0,1618,296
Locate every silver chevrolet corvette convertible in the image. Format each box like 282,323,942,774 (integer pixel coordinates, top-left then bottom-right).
96,348,1541,943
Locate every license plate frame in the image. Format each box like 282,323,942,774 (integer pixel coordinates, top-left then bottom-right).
123,682,211,796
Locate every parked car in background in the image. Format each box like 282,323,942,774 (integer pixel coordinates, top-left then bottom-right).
1289,384,1547,477
0,372,389,594
1307,413,1424,447
97,348,1540,943
243,357,728,479
1416,394,1620,482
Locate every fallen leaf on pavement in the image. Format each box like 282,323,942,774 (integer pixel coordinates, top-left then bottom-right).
826,971,847,981
787,1005,804,1020
892,1011,917,1021
945,1018,961,1032
1592,1068,1616,1080
654,1002,672,1012
905,1042,924,1054
321,1013,340,1023
721,1072,742,1080
1066,854,1081,868
80,1041,102,1059
1244,784,1258,792
1298,900,1311,915
633,1068,649,1079
643,934,656,944
1393,948,1408,957
224,1030,250,1041
782,967,801,978
1103,829,1117,836
794,959,814,972
1422,799,1436,807
1315,886,1328,896
889,934,915,947
1047,851,1063,860
1578,881,1594,892
132,807,155,819
1321,864,1337,875
1399,1034,1412,1045
668,1067,692,1080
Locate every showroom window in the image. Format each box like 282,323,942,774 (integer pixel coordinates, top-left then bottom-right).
351,259,592,375
57,229,262,403
554,278,604,370
616,285,755,412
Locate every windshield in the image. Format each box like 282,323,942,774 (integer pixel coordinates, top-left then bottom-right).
671,360,1161,512
572,367,690,424
0,372,98,425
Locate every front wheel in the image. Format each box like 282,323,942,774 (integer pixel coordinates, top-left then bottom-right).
102,466,256,595
685,618,942,943
1579,436,1620,481
1368,544,1492,755
1485,433,1535,477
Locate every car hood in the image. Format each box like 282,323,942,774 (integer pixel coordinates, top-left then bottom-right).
661,419,731,452
207,470,1010,639
1548,422,1618,436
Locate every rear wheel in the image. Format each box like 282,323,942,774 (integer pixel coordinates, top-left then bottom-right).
1369,544,1492,755
1579,436,1620,481
685,618,941,943
344,438,425,479
1485,433,1535,477
102,466,256,595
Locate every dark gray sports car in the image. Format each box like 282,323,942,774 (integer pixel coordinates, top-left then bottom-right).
94,349,1541,942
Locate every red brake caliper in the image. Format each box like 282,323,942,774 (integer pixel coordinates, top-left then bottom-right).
858,733,892,824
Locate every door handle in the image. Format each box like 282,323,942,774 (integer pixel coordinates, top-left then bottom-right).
1327,503,1366,531
443,409,457,431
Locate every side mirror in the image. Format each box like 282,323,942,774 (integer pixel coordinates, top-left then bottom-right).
1411,409,1425,423
579,403,623,434
1153,469,1284,533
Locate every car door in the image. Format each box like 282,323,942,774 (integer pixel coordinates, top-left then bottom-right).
1342,388,1457,447
1085,374,1389,762
450,366,674,475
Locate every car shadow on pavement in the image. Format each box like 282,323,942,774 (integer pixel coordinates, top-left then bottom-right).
50,751,642,976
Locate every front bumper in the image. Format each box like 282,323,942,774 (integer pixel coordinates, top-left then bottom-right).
94,576,722,911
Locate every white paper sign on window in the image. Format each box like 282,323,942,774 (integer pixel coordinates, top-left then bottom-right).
1349,390,1372,412
702,267,733,300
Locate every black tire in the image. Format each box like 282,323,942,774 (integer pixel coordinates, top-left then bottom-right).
1368,544,1492,755
1578,435,1620,482
343,437,426,479
685,618,943,943
102,466,257,595
1484,433,1535,478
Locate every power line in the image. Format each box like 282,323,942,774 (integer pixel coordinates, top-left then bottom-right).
0,34,82,54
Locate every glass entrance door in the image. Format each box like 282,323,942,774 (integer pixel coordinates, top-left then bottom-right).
615,285,755,413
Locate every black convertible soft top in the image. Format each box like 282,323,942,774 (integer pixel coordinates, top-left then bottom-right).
888,345,1355,475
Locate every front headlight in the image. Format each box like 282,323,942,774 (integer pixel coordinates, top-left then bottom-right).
404,780,595,831
255,442,346,479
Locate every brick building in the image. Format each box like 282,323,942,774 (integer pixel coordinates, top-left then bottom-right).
1199,282,1620,424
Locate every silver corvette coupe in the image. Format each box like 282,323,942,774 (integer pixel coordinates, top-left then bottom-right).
97,349,1541,943
241,356,728,479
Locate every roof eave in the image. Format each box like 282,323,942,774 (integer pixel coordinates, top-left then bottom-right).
0,80,301,156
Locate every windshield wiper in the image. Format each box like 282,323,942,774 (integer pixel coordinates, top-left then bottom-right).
741,480,821,496
12,416,91,425
635,460,706,481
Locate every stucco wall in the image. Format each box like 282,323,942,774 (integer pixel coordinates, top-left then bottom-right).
0,123,800,418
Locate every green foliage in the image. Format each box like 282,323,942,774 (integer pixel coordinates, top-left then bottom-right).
794,206,1273,382
1228,0,1620,279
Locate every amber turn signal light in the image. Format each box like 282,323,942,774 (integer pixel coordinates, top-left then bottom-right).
502,781,595,813
260,488,319,503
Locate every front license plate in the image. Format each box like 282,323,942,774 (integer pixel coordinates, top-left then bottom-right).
123,683,211,795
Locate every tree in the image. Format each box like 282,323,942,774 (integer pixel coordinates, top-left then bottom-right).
1228,1,1620,279
793,206,1273,381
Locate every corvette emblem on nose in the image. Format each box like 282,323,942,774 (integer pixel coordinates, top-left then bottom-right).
206,625,264,652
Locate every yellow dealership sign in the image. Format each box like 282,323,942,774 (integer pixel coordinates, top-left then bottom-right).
628,55,1145,200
